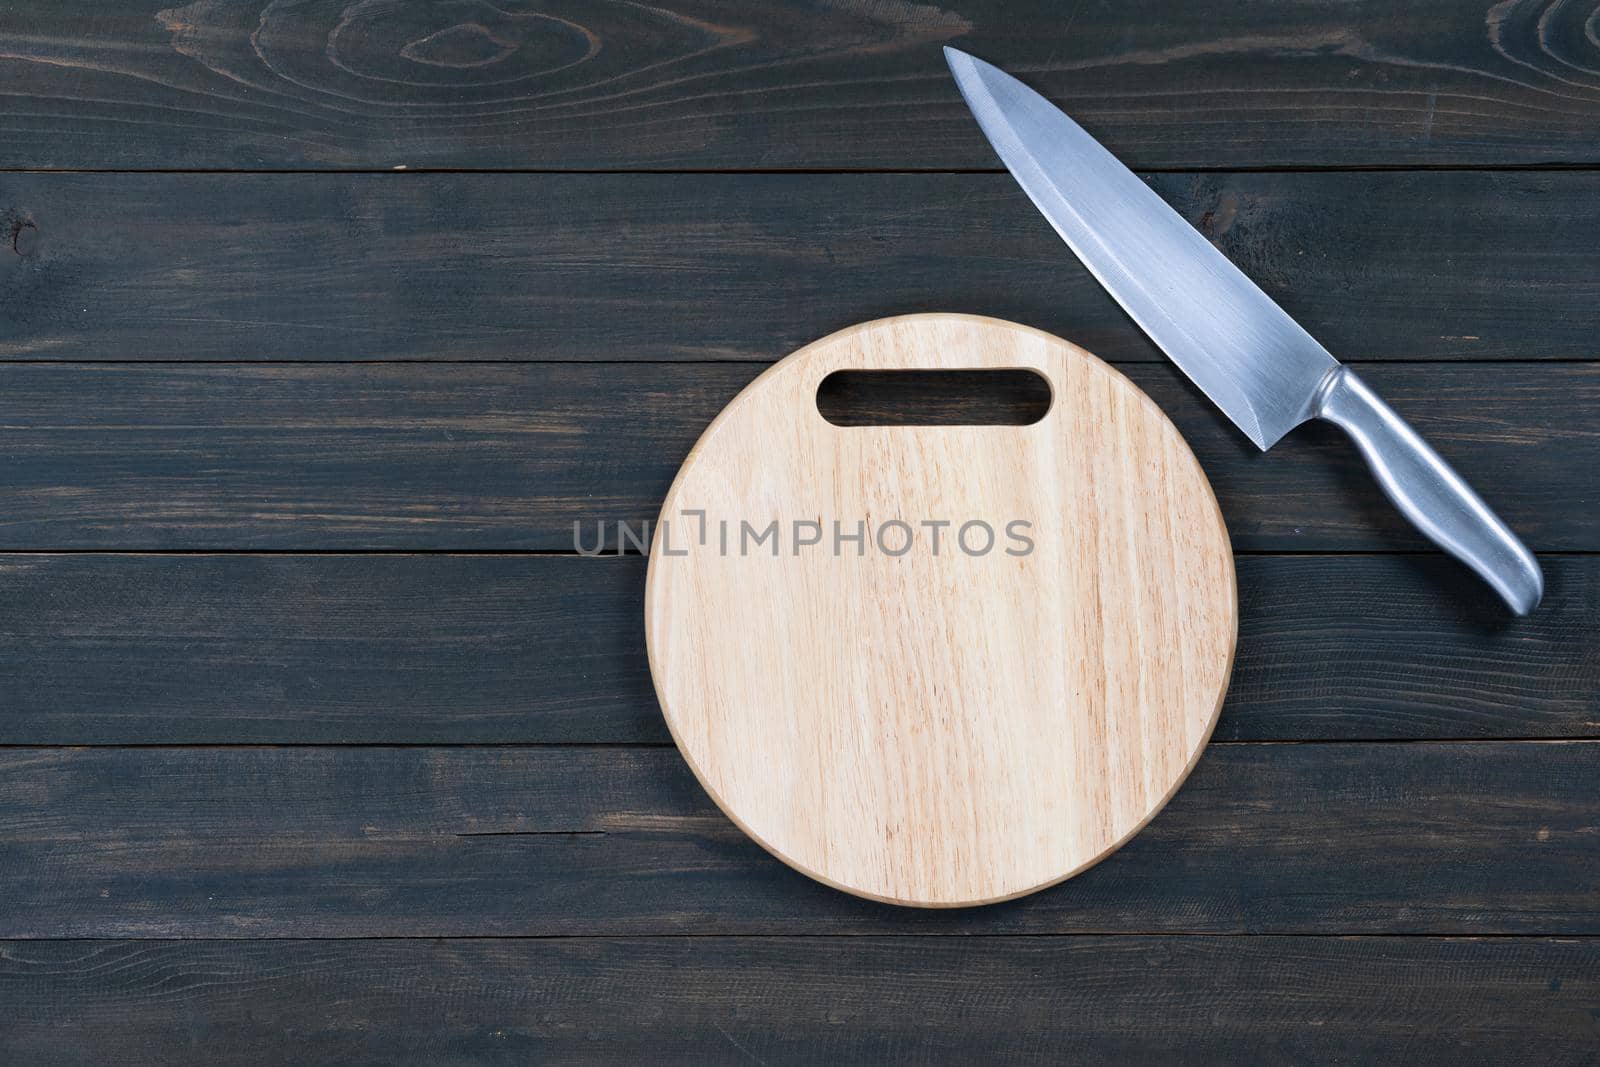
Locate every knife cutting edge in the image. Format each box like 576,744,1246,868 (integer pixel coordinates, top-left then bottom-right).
945,47,1543,615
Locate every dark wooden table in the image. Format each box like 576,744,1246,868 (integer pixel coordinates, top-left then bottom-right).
2,2,1597,1062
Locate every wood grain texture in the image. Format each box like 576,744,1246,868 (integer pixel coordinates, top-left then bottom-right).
4,171,1599,363
648,315,1235,906
1,937,1596,1065
2,742,1597,937
0,553,649,744
6,1,1600,169
0,361,1584,550
3,0,1596,1056
0,554,1593,746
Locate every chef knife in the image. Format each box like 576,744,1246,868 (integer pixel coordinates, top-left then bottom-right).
945,47,1542,615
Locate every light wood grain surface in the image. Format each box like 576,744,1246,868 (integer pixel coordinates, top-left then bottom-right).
646,314,1237,906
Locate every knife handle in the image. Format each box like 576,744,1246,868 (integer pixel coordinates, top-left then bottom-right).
1313,366,1543,615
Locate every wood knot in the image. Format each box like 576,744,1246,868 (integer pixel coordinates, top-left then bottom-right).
4,209,38,257
400,22,519,69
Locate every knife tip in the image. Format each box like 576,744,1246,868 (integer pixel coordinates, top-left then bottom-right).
943,47,1006,91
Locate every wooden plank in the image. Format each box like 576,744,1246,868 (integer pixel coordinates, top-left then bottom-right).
0,554,653,745
0,742,1595,936
4,172,1598,363
5,2,1600,170
2,554,1591,746
1,937,1595,1064
1225,557,1599,740
0,362,1587,551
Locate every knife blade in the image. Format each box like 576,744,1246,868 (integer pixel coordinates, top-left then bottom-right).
945,46,1543,615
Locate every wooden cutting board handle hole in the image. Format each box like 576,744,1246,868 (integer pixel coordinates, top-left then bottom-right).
815,368,1052,426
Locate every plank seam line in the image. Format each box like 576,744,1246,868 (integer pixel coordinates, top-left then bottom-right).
0,932,1595,942
0,549,1590,558
0,358,1591,367
6,164,1600,176
0,739,1592,750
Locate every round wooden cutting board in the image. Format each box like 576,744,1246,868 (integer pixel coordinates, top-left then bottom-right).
645,314,1236,907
